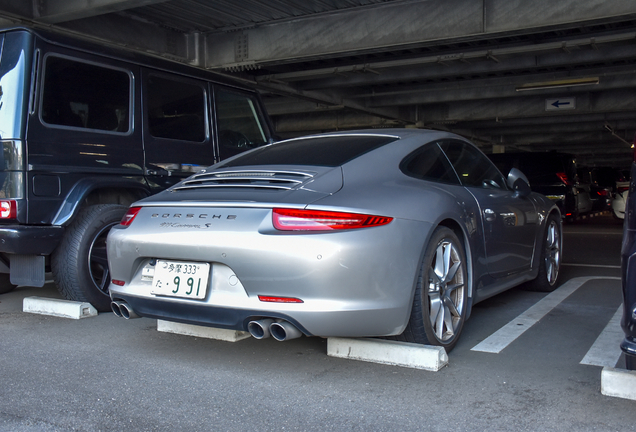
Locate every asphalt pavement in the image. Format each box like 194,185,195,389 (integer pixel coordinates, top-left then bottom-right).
0,213,634,432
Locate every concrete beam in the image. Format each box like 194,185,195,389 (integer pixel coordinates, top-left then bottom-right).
33,0,169,24
418,89,636,123
204,0,636,69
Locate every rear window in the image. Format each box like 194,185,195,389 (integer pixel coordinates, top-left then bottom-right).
219,135,398,168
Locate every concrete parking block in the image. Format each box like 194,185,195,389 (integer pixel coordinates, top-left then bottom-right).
23,296,98,319
157,320,251,342
327,337,448,371
601,367,636,400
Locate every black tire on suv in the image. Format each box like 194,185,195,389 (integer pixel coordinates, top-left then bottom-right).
52,204,127,312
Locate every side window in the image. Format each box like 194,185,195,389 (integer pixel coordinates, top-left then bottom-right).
147,74,206,142
400,143,461,185
41,55,130,133
440,140,506,189
215,87,269,160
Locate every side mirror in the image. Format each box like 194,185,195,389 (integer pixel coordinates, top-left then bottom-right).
507,167,532,198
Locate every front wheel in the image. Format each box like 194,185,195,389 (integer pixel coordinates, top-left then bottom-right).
526,214,561,292
399,226,468,353
52,204,127,311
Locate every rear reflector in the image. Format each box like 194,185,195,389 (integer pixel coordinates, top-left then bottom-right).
258,295,303,303
112,280,125,286
120,206,142,226
0,200,17,219
273,208,393,231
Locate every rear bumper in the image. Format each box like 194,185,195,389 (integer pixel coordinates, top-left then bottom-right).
0,225,64,255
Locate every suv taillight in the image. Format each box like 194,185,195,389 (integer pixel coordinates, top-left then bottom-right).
0,200,17,219
556,172,572,186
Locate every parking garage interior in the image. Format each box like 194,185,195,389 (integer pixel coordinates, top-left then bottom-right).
0,1,635,430
0,0,633,167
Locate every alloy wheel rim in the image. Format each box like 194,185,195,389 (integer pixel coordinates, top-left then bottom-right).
545,220,561,284
87,223,118,295
427,239,465,343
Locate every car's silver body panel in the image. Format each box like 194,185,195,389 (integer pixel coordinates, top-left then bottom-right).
107,129,559,337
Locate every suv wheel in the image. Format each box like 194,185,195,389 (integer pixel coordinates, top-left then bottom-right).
52,204,127,311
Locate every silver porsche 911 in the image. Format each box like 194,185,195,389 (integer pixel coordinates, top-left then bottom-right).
107,129,561,352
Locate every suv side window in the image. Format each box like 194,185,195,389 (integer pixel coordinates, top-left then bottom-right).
147,74,207,142
400,143,461,185
440,140,506,189
41,55,130,133
215,87,269,160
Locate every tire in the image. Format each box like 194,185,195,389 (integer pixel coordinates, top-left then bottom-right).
399,226,468,353
526,214,561,292
0,273,17,294
52,204,127,312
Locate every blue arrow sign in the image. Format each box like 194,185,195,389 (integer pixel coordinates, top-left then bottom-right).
551,100,571,108
545,97,576,111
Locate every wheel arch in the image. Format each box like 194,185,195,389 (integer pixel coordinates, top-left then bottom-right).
52,178,150,226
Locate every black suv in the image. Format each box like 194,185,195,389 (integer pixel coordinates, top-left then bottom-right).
488,152,592,220
0,27,275,310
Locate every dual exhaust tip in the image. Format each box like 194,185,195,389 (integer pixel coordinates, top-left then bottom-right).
248,318,302,341
111,300,139,319
112,302,301,342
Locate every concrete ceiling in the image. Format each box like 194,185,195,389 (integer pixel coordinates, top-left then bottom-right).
0,0,635,167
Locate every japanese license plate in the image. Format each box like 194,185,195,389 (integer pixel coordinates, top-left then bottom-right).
151,260,210,299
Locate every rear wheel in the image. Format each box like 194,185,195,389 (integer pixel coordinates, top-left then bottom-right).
400,226,468,353
526,214,561,292
0,274,17,294
52,204,127,311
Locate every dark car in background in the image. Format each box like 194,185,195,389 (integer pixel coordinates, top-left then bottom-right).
578,167,612,212
620,159,636,370
488,152,592,221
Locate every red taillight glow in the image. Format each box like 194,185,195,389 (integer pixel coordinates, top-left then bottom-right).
120,206,142,226
0,200,17,219
112,280,125,286
596,190,608,196
556,172,572,186
258,295,303,303
272,208,393,231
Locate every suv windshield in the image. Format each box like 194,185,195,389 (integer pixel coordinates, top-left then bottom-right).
218,135,398,168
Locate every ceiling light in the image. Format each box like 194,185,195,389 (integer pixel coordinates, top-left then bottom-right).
516,77,599,91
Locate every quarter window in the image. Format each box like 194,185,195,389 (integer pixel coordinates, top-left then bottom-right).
440,140,506,189
215,88,269,160
41,56,130,132
400,143,460,185
147,75,206,142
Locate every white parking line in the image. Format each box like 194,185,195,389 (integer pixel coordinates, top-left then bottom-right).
471,276,621,354
580,305,624,368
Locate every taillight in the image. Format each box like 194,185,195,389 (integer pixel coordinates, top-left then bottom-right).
556,172,572,186
120,206,142,226
596,190,608,196
0,200,17,219
272,208,393,231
